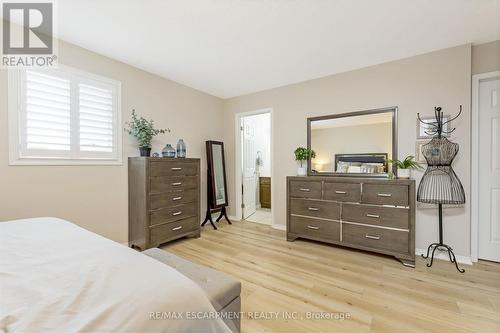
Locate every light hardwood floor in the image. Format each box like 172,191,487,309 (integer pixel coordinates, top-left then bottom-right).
162,220,500,333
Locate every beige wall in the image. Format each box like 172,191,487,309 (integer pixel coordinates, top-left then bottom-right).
223,44,472,256
472,40,500,74
0,39,223,242
311,122,392,172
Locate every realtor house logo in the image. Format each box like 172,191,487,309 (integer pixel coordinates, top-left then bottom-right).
1,0,57,68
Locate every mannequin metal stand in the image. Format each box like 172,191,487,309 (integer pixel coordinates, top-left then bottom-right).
421,204,465,273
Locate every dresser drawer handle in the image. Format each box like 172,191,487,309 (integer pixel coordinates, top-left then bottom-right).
307,225,319,230
299,188,310,192
335,190,347,194
172,211,183,216
366,214,380,218
377,193,392,197
171,182,182,186
308,207,319,211
171,167,182,171
365,234,381,240
172,226,183,231
172,197,183,201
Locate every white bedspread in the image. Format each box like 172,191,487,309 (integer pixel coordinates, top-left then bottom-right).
0,218,231,333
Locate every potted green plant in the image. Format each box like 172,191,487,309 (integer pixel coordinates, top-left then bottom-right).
388,155,423,179
125,109,170,157
294,147,316,176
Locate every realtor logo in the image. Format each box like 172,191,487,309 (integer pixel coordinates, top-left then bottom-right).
1,0,57,67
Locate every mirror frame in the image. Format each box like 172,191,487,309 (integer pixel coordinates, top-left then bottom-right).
206,140,229,208
307,106,398,178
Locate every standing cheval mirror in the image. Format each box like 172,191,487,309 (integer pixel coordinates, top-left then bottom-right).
202,141,232,229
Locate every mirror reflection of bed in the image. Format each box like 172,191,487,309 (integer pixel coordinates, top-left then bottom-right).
309,110,395,176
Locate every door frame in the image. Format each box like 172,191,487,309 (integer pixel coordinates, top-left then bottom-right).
235,108,274,224
471,70,500,262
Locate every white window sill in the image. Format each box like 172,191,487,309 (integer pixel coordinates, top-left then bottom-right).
9,158,123,166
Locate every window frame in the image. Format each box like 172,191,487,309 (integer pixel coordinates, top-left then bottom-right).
8,65,122,166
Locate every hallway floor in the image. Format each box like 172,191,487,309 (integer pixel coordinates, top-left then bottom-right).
245,208,272,225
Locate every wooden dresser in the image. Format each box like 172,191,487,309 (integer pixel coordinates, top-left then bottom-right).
128,157,200,250
287,176,415,266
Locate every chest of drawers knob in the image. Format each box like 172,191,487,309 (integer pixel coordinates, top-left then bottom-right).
171,167,182,171
299,188,310,192
171,182,182,186
307,225,320,230
172,196,182,201
335,190,347,194
366,214,380,218
377,193,392,197
172,211,183,216
365,233,381,240
308,207,319,211
172,226,183,231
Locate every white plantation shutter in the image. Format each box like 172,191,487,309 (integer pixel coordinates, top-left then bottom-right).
9,66,121,164
78,82,115,154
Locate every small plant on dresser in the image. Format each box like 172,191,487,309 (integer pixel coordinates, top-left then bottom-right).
294,147,316,176
125,109,170,157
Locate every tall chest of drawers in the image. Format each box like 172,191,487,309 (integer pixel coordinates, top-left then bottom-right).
287,176,415,266
129,157,200,250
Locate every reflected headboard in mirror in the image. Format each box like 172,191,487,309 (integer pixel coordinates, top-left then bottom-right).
307,107,397,177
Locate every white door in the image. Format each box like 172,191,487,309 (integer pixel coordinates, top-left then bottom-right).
242,118,257,219
478,76,500,262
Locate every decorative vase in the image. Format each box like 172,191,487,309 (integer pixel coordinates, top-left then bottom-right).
139,147,151,157
162,144,176,158
297,166,307,176
397,168,410,179
176,139,186,158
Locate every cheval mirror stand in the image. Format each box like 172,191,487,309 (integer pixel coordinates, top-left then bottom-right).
202,140,231,230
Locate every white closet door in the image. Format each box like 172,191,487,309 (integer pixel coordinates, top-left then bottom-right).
242,118,257,219
478,76,500,262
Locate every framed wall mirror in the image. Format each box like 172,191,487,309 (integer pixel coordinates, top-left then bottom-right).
206,140,229,208
307,107,398,177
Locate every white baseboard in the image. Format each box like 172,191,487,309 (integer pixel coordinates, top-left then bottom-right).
271,224,286,231
415,248,472,265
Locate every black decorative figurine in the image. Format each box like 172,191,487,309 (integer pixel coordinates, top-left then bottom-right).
417,106,466,273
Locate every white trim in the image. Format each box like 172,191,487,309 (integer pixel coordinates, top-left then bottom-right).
227,215,239,222
271,224,286,231
235,108,275,227
471,71,500,262
415,248,472,266
8,65,123,166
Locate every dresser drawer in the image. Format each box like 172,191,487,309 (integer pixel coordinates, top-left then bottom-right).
289,181,322,199
342,204,409,230
290,198,340,220
150,217,198,245
289,216,340,241
150,161,198,177
362,184,409,206
150,189,197,210
150,176,198,194
323,182,361,202
150,204,197,226
342,223,409,254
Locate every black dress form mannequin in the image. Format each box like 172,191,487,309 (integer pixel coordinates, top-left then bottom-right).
417,107,466,273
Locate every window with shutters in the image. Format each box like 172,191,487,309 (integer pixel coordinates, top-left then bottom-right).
8,65,122,165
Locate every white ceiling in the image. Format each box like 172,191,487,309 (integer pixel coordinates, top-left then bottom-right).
49,1,500,98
